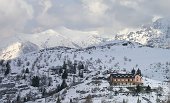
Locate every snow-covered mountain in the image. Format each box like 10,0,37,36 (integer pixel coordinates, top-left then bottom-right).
0,29,125,61
32,29,110,49
7,28,111,49
0,28,112,60
1,18,170,61
115,18,170,48
0,41,39,60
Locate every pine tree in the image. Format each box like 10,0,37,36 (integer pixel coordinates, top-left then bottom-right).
70,99,73,103
73,63,77,74
56,95,61,103
78,63,84,70
16,95,20,102
4,67,10,76
60,79,67,90
42,88,46,97
136,69,141,76
6,61,11,69
48,81,51,86
17,59,22,67
0,59,4,66
25,68,29,73
81,64,84,70
4,61,11,76
26,93,31,101
57,85,61,92
31,76,40,87
62,69,68,79
146,85,151,93
131,68,136,75
136,85,141,94
123,99,126,103
24,97,27,102
79,70,83,78
59,68,63,75
63,61,67,70
73,76,76,83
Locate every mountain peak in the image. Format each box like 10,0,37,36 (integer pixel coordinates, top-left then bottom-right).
41,29,58,35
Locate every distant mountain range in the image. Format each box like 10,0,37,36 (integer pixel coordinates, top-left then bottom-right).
0,28,111,60
1,18,170,60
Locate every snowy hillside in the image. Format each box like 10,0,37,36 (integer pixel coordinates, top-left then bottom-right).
115,18,170,49
0,41,39,60
13,40,169,81
0,40,169,103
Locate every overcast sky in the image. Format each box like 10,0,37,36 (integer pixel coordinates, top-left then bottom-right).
0,0,170,42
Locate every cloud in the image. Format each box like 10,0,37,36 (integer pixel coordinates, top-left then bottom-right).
0,0,170,43
82,0,109,17
39,0,52,14
0,0,33,36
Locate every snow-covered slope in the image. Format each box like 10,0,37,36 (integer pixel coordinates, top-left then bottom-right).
0,41,39,60
11,40,170,81
115,18,170,48
0,40,169,103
